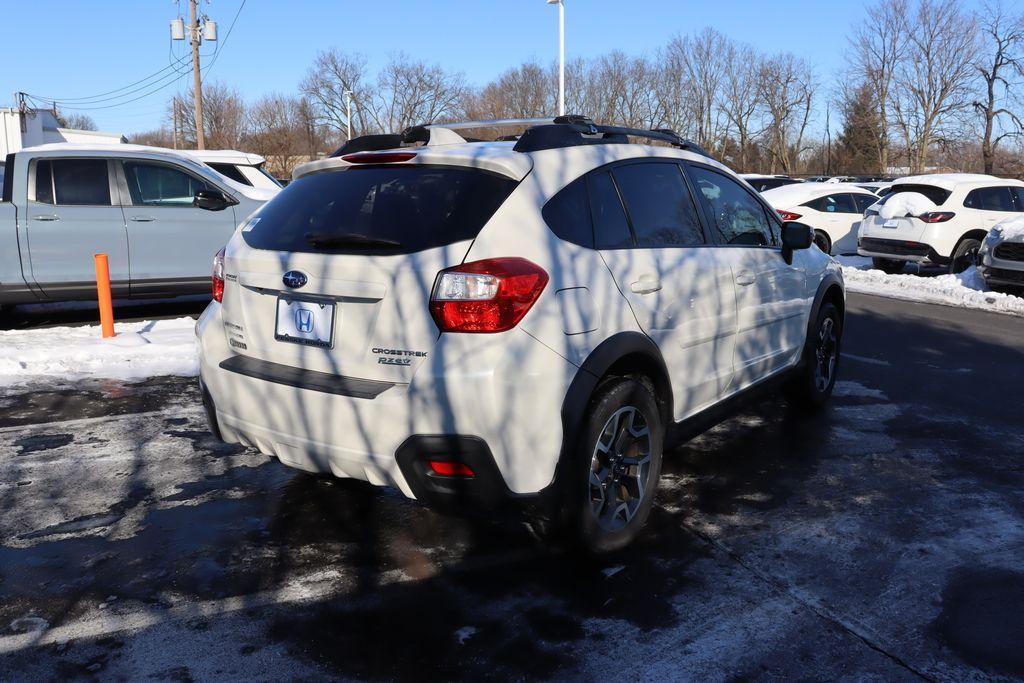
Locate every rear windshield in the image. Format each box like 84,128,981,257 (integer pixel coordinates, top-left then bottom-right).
242,165,518,255
880,184,951,206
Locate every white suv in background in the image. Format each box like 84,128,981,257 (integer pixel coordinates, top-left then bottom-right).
196,117,845,552
761,182,879,255
857,174,1024,274
187,149,283,191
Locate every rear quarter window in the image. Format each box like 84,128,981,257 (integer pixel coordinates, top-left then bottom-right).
242,165,519,255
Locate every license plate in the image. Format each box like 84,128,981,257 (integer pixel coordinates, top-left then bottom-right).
275,297,336,348
883,219,899,228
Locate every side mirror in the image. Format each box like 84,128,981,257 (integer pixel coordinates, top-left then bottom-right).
194,189,235,211
781,221,813,264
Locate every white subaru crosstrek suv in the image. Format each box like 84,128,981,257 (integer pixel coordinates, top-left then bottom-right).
196,116,845,552
857,173,1024,274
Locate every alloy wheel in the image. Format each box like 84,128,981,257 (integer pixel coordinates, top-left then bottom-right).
588,406,653,532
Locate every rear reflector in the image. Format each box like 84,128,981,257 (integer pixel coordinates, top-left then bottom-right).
430,257,548,333
428,460,475,477
341,152,417,164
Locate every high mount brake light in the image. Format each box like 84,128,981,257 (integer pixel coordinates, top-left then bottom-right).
340,152,417,164
916,211,956,223
212,247,226,302
777,210,802,221
429,257,549,333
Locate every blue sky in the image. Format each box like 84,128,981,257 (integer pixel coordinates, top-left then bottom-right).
1,0,984,135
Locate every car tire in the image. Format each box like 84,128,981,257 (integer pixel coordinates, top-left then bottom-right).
949,238,981,274
871,257,905,274
813,230,832,255
564,377,664,554
785,302,842,410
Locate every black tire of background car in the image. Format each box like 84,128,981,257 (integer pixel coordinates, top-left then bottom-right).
565,377,664,554
813,231,832,255
785,302,842,410
949,238,982,275
872,257,905,275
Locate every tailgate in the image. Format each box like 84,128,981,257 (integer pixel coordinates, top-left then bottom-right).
861,214,927,242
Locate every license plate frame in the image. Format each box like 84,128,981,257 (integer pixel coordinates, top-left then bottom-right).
274,296,336,349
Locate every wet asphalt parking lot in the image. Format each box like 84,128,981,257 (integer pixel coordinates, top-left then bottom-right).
1,292,1023,681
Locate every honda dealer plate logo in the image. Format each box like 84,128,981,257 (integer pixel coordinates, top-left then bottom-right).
295,308,314,333
282,270,307,289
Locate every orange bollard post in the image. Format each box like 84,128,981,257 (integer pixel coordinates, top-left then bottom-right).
94,253,116,338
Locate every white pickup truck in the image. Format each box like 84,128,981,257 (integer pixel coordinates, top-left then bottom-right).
1,143,275,310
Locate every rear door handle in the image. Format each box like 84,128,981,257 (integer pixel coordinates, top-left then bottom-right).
735,270,756,286
629,275,662,295
32,214,60,222
130,215,156,222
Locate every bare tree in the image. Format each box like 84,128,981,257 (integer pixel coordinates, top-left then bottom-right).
300,49,370,139
175,81,247,149
59,113,98,131
464,61,554,119
892,0,979,173
758,54,815,174
662,29,729,154
719,42,763,172
973,0,1024,174
364,54,467,133
850,0,909,174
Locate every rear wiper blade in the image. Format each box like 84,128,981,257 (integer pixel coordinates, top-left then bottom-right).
304,232,402,249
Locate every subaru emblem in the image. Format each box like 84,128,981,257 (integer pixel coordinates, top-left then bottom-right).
295,308,314,333
283,270,307,289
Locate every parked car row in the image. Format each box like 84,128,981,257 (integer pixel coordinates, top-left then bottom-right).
749,171,1024,289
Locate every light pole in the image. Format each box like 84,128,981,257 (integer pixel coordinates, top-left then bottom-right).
547,0,564,116
344,90,353,141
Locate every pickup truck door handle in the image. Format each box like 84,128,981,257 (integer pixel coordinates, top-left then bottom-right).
629,275,662,295
735,270,756,286
32,214,60,222
130,216,156,222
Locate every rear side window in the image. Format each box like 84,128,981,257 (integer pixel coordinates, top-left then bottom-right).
209,162,251,186
242,166,518,255
35,159,110,206
542,176,592,248
853,194,878,213
612,163,705,247
804,194,857,213
963,186,1015,211
687,165,774,246
587,171,633,249
1013,188,1024,208
882,184,950,206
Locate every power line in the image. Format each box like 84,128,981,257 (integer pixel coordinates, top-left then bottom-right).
45,61,195,111
24,54,191,104
202,0,246,79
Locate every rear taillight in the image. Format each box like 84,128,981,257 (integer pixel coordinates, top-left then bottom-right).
212,247,225,302
777,210,802,221
341,152,417,164
429,257,549,333
917,211,955,223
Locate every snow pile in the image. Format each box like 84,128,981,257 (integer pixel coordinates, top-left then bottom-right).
0,317,198,387
878,192,936,220
992,214,1024,241
837,256,1024,316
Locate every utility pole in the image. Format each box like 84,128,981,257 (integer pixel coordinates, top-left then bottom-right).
171,2,216,149
344,90,353,141
188,0,205,149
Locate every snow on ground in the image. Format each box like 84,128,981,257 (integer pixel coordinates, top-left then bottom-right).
837,256,1024,316
0,317,198,387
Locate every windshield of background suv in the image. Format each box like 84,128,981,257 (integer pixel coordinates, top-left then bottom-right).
242,165,519,255
880,184,951,206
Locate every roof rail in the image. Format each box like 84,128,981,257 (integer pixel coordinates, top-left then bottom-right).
328,115,710,158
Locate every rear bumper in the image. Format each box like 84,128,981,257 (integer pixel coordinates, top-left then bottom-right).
196,302,575,502
857,237,944,264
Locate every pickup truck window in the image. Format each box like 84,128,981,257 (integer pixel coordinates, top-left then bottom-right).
123,161,214,207
34,159,111,206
